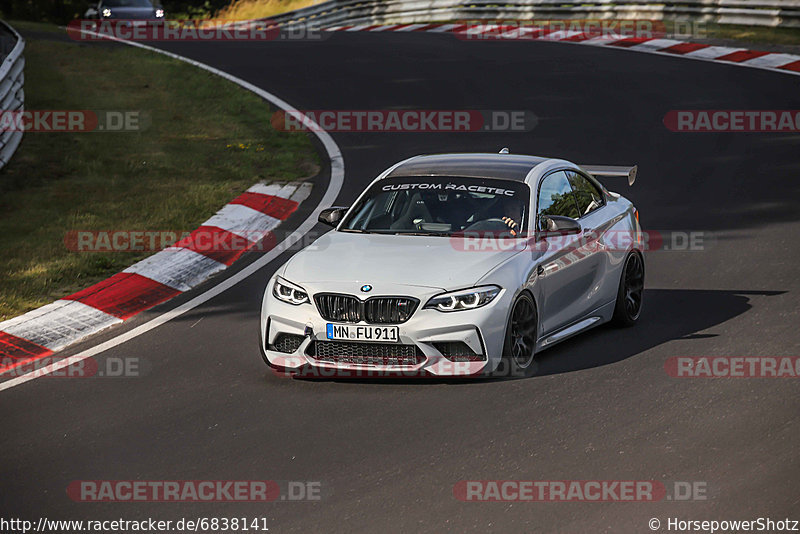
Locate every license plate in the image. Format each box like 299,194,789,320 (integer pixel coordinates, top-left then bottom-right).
326,324,399,343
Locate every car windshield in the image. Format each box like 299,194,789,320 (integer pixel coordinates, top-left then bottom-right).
103,0,153,7
340,176,530,236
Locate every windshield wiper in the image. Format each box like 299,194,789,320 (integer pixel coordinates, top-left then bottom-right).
340,229,451,236
390,231,451,237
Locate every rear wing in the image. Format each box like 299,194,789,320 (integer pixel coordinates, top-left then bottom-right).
581,165,638,187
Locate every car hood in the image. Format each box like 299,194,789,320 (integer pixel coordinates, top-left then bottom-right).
106,7,157,18
282,231,524,292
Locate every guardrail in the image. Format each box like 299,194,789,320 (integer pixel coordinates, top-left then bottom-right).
0,20,24,171
265,0,800,29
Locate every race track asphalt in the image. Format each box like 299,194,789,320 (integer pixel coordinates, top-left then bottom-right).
2,32,799,532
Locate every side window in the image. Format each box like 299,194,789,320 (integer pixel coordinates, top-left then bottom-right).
348,191,398,229
537,171,580,224
566,171,605,217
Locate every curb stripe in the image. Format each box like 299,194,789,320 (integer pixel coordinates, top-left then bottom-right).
739,52,800,68
683,45,743,59
626,39,683,51
596,37,648,47
289,182,313,203
561,32,599,43
579,35,624,46
123,248,228,292
63,273,180,320
662,42,709,55
245,183,286,196
0,300,122,352
779,60,800,72
0,332,52,374
175,225,254,266
0,181,309,368
331,24,800,77
541,30,582,41
203,203,282,241
427,23,460,33
230,191,300,220
716,50,770,62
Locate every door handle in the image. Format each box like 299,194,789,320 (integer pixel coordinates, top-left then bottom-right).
537,265,545,276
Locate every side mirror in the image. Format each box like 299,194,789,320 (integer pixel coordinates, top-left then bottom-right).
538,215,581,237
318,206,349,227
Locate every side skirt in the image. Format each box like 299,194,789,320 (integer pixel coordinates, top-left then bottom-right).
535,300,615,352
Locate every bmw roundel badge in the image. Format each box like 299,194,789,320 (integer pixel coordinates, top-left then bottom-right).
361,284,372,293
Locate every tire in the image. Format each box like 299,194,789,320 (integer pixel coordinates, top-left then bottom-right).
496,292,538,378
612,251,645,327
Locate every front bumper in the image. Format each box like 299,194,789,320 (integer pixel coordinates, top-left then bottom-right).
260,284,511,378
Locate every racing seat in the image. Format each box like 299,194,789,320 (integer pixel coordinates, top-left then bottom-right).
389,192,433,230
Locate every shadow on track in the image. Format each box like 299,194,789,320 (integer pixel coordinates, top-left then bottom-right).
532,288,784,377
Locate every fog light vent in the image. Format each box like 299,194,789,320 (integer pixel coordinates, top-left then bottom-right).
432,341,486,362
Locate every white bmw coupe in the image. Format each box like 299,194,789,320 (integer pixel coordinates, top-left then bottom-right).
260,151,644,378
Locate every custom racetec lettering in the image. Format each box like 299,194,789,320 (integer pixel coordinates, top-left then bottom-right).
381,183,517,196
341,176,530,236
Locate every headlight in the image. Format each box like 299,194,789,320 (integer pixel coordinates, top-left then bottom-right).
102,7,112,17
424,286,501,312
155,8,164,17
272,277,309,305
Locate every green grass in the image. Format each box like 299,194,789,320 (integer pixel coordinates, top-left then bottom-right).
657,20,800,47
0,23,318,321
214,0,325,21
5,20,62,33
700,23,800,47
